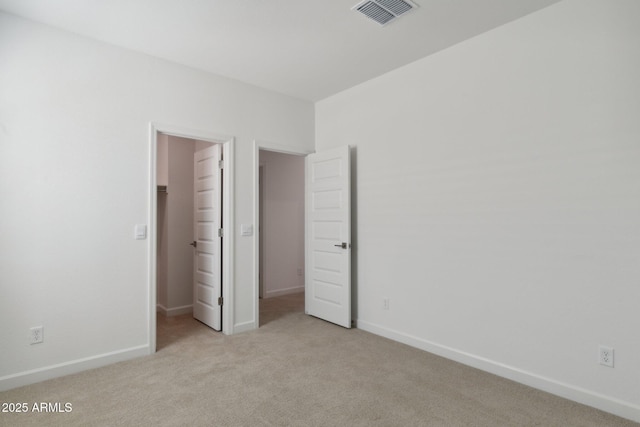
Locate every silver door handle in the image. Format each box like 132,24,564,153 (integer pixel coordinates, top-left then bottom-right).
334,242,348,249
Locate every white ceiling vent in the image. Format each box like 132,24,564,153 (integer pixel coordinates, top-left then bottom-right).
353,0,418,26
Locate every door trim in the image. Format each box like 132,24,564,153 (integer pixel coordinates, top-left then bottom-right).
252,140,313,329
149,123,235,353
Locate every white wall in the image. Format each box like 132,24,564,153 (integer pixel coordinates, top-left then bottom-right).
316,0,640,421
0,12,313,389
259,150,305,297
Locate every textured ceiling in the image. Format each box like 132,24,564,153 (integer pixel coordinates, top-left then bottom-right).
0,0,562,101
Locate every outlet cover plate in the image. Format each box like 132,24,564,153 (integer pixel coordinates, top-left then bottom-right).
599,345,614,367
30,326,44,345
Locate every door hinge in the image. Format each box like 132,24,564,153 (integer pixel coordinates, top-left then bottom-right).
218,228,224,237
217,296,223,306
218,159,224,169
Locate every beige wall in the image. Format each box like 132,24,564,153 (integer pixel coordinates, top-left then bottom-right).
259,150,305,298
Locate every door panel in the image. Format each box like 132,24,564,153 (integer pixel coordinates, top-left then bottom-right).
193,144,222,331
305,146,351,328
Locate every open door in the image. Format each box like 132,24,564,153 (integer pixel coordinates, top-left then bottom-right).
193,144,222,331
305,145,351,328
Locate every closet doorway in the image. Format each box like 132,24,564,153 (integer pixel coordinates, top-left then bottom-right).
149,124,235,353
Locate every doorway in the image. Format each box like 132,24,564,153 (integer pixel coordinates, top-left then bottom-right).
254,143,310,327
156,135,215,320
149,124,235,354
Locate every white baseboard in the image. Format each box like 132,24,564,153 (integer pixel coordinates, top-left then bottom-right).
356,319,640,423
157,304,192,317
0,345,150,392
233,320,257,334
264,286,304,298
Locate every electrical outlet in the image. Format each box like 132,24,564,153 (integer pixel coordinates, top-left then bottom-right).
30,326,44,345
297,268,303,276
598,345,614,367
383,298,390,310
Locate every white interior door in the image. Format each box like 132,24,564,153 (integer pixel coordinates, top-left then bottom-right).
305,145,351,328
193,144,222,331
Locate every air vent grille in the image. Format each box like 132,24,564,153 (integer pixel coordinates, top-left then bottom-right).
353,0,417,26
357,2,395,25
376,0,413,16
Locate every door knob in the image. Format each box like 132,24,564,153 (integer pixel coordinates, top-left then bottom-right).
189,241,197,248
334,242,348,249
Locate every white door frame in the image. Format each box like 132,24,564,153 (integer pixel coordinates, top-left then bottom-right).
252,140,313,327
149,123,235,353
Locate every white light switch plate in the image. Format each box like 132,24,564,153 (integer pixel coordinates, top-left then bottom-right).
240,224,253,236
134,224,147,240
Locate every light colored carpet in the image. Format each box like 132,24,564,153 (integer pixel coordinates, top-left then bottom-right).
1,292,637,426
